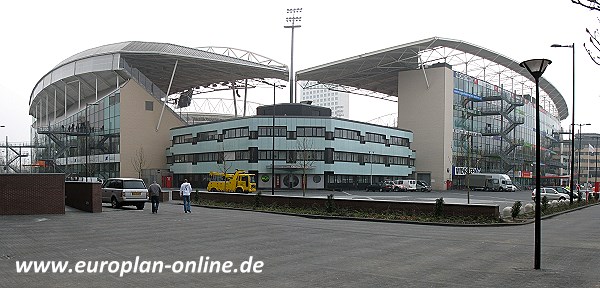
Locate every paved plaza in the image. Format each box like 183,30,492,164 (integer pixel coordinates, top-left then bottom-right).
1,202,599,287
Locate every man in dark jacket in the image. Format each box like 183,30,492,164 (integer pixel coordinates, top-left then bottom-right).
148,180,162,214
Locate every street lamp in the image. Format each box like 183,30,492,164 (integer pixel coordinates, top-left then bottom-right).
520,58,551,270
85,103,99,181
258,80,285,195
0,125,5,173
574,123,591,187
284,8,302,103
551,43,575,204
369,151,374,185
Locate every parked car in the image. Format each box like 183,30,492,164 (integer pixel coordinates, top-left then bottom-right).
531,187,569,201
416,181,432,192
366,182,389,192
546,186,581,200
391,180,408,192
381,180,395,192
101,178,148,209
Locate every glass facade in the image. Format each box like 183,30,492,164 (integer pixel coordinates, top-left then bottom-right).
33,91,121,179
452,71,563,189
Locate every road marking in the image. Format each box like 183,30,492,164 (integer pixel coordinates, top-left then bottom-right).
342,192,352,196
34,218,49,222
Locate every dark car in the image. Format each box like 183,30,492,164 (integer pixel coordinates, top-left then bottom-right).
366,182,393,192
417,181,432,192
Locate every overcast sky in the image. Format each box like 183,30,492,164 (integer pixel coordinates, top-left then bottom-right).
1,0,599,142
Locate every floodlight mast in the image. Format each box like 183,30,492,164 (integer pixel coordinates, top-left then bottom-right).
284,8,302,103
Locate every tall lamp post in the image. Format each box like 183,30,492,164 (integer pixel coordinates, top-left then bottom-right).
369,151,374,185
0,125,5,173
85,103,99,181
284,8,302,103
551,43,575,203
520,58,552,270
258,80,285,195
574,123,591,187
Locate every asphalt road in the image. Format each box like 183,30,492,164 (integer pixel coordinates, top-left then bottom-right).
262,189,535,210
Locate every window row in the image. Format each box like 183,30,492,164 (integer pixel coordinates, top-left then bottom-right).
169,149,413,167
172,127,410,147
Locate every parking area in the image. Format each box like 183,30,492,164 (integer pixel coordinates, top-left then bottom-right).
263,189,535,209
2,200,600,287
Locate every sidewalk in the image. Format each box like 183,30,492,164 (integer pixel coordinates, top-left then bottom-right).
1,201,599,287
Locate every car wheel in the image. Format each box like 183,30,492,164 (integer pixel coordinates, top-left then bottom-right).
236,187,244,193
111,197,120,209
136,203,145,210
499,187,503,192
210,188,217,192
394,187,399,192
559,197,566,201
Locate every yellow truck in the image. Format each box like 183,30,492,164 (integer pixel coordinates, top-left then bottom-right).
207,170,257,193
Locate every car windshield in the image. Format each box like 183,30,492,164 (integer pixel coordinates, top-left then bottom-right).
123,180,146,189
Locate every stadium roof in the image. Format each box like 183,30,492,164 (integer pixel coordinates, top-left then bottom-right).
29,41,288,117
297,37,568,121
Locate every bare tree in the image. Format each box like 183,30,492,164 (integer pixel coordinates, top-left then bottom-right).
297,137,316,197
216,143,233,174
131,146,148,179
571,0,600,64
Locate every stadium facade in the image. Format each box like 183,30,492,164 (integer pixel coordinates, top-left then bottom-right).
29,37,569,190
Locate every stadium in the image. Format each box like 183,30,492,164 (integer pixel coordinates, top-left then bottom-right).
28,37,568,190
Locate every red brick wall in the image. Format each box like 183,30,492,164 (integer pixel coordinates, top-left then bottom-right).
196,192,500,219
0,174,65,215
65,182,102,213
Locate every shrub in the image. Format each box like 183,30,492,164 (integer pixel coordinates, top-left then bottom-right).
541,196,549,212
434,197,444,217
511,201,522,219
253,191,262,209
325,194,335,213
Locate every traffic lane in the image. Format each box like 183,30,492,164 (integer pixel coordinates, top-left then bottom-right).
268,189,533,208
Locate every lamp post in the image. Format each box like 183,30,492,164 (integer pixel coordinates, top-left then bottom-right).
85,103,99,181
551,43,575,203
258,80,285,195
284,8,302,103
0,125,5,173
369,151,374,185
588,135,599,188
520,58,552,270
574,123,591,187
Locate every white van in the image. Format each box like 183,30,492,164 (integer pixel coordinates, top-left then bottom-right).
395,180,417,191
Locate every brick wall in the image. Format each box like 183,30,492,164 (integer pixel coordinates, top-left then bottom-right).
65,182,102,213
196,192,500,219
0,174,65,215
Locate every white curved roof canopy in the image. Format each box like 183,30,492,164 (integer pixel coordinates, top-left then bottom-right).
29,41,288,117
297,37,568,121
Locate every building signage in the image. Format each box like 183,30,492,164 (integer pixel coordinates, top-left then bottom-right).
453,166,481,176
522,171,532,178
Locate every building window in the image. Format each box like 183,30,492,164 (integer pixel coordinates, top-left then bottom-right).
258,126,286,137
297,126,325,137
334,128,360,141
145,101,154,111
173,134,194,144
223,127,249,139
197,131,217,141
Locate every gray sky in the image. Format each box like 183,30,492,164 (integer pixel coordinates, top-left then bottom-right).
1,0,599,142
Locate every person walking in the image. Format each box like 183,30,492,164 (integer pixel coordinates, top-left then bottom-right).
180,179,192,213
148,180,162,214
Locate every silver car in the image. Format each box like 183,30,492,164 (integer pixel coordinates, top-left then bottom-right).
101,178,148,209
531,187,569,201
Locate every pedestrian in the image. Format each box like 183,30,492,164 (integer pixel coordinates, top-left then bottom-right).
180,179,192,213
148,180,162,214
